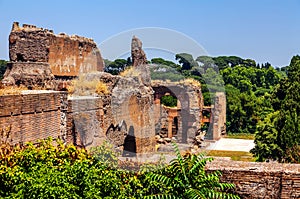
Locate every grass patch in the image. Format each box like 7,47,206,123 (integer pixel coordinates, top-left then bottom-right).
119,66,140,77
0,86,28,95
225,133,255,140
68,74,109,96
207,150,256,162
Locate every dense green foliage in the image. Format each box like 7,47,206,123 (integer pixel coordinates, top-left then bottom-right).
0,60,7,80
220,64,282,134
0,139,239,198
161,95,177,107
251,55,300,163
0,139,133,198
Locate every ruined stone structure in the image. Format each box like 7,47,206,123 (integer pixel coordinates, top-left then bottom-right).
66,70,156,154
206,159,300,198
131,36,147,67
2,22,104,88
152,82,226,143
152,80,203,143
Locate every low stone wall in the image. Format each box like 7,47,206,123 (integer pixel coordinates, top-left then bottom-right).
206,159,300,198
0,90,67,144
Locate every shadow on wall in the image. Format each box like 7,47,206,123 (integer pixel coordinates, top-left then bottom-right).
123,126,136,157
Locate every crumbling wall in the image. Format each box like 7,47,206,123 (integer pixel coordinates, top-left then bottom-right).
3,22,104,88
3,62,54,88
0,91,67,144
206,159,300,199
131,36,147,67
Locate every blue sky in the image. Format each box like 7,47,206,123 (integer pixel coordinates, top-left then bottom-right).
0,0,299,67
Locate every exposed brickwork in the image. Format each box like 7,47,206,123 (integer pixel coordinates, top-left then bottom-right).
206,159,300,198
2,22,104,88
0,91,68,144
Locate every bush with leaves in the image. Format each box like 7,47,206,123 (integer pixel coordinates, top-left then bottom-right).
0,138,133,198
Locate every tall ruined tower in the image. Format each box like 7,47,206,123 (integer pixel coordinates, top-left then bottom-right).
131,35,147,67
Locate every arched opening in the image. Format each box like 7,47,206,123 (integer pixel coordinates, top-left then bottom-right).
152,85,188,143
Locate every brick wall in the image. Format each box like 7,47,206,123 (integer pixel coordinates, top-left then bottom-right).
0,91,67,144
9,22,104,76
206,159,300,198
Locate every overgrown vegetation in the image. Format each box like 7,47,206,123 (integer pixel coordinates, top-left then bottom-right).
68,74,109,96
0,139,239,198
119,66,142,77
161,95,177,107
0,85,28,95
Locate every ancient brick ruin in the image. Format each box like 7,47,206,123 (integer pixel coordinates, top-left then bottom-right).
202,92,226,140
2,22,104,89
131,35,147,67
0,22,226,152
0,90,68,144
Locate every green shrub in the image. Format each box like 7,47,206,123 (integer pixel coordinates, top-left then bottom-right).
0,139,239,198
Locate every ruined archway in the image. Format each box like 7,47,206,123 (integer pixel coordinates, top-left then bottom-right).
152,81,203,143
